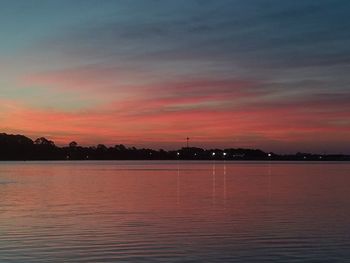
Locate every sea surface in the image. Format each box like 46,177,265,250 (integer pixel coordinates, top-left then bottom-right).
0,161,349,262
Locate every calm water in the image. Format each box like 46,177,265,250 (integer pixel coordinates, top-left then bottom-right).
0,161,349,262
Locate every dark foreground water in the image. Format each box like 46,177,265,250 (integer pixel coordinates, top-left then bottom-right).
0,161,349,262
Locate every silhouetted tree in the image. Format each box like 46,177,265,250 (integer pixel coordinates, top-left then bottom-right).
0,133,34,160
34,137,55,146
97,144,107,151
69,141,78,148
115,144,126,151
0,132,349,161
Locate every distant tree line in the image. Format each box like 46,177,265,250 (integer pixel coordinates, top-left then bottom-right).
0,133,349,161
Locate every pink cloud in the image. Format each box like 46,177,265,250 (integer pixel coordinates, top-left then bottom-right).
7,67,350,152
2,90,349,152
21,64,153,97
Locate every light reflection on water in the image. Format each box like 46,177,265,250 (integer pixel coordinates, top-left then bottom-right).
0,161,350,262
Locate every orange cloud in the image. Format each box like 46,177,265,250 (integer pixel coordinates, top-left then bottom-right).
5,66,350,152
2,88,349,153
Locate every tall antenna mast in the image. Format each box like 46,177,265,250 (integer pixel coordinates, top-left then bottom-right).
186,137,190,148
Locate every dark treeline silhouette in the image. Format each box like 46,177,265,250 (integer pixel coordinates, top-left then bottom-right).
0,133,349,161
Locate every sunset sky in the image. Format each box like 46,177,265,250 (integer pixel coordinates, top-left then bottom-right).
1,0,350,153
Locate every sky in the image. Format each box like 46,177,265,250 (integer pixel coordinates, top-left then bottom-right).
0,0,350,153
